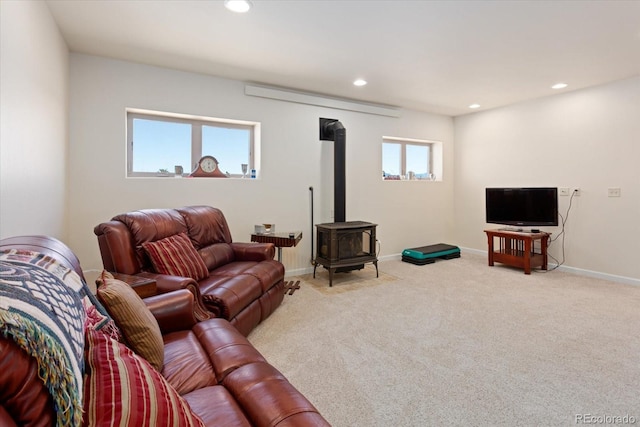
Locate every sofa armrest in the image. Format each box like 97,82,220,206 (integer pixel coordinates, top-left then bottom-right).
0,235,86,282
230,242,275,261
144,290,198,334
0,338,56,427
136,271,196,294
94,221,139,274
137,272,214,320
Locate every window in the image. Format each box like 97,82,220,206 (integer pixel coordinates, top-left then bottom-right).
382,137,436,180
127,109,259,177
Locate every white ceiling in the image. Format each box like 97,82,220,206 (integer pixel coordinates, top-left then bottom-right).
46,0,640,116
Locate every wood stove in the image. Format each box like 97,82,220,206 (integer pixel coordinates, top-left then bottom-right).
314,118,379,286
313,221,378,287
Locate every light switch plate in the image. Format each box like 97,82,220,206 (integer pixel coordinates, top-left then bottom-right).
607,187,621,197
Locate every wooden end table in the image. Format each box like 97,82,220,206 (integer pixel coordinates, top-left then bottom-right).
101,272,157,298
485,229,551,275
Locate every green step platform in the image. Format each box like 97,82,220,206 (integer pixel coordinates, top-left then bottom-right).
401,243,461,265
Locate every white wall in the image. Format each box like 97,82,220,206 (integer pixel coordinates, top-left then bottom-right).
3,11,635,284
454,77,640,281
3,15,635,283
68,54,455,276
0,1,69,240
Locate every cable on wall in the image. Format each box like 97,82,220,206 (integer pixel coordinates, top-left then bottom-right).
542,189,577,272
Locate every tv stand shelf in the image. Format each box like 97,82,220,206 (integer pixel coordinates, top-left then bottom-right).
484,229,551,275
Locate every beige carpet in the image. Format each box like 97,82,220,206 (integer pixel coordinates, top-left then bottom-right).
302,266,398,295
248,253,640,427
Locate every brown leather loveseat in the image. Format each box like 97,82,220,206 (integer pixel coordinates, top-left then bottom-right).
94,206,285,336
0,235,329,426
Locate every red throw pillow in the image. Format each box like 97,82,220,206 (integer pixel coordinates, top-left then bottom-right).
142,233,209,281
82,328,205,427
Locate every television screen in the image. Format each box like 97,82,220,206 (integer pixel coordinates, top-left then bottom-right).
486,187,558,227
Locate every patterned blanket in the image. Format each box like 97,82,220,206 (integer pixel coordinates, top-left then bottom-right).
0,249,87,427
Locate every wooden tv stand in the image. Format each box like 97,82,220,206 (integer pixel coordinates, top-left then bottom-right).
484,229,551,274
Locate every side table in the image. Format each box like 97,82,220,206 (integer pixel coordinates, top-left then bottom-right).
102,272,157,298
484,229,551,275
251,231,302,262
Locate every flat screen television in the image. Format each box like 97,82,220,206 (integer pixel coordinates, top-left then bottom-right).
486,187,558,227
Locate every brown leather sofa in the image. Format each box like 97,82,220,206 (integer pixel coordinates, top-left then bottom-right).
94,206,285,336
0,235,329,426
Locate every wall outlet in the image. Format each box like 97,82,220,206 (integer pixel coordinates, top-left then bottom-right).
573,188,581,196
559,187,570,196
607,187,621,197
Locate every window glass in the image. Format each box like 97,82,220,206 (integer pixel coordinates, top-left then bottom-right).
382,142,401,178
132,118,191,173
406,144,429,179
202,125,250,175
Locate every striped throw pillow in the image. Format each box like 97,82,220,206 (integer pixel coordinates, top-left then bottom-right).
142,233,209,281
83,328,205,427
96,271,164,372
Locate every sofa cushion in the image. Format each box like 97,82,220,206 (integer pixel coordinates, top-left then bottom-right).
112,208,189,271
143,232,209,281
241,260,286,292
96,271,164,371
114,208,188,244
193,319,267,383
83,328,205,427
198,242,235,271
199,274,263,320
182,386,251,427
223,362,325,427
177,205,232,248
162,330,218,396
161,318,267,396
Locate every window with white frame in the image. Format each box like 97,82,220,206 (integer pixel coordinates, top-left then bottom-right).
382,136,435,180
126,109,259,177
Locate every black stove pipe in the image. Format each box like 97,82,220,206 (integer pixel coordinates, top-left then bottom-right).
319,118,346,223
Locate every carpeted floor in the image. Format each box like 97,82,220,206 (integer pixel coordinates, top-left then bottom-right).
248,252,640,427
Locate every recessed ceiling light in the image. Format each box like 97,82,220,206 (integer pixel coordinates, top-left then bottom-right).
224,0,252,13
469,103,481,109
551,83,568,89
353,79,367,87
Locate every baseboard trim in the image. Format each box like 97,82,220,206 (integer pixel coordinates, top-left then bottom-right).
379,253,402,262
286,256,401,278
458,246,640,287
285,266,315,277
287,249,639,287
549,264,640,286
